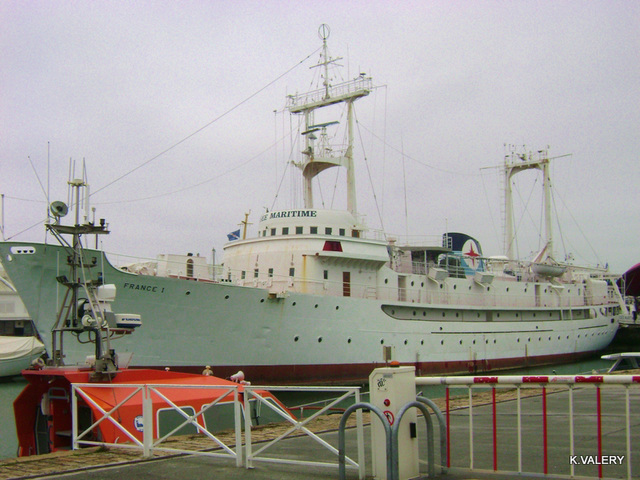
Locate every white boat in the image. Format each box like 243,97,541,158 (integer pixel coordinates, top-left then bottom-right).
0,25,627,384
0,269,46,377
0,336,45,377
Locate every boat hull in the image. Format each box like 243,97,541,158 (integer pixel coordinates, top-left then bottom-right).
0,336,45,377
0,241,621,384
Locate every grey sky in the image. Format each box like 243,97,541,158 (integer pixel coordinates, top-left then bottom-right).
1,0,638,273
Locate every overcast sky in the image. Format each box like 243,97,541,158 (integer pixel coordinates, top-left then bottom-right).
1,0,638,273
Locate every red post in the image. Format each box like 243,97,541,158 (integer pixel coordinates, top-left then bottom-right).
446,387,451,468
492,386,497,471
542,386,548,474
597,386,602,478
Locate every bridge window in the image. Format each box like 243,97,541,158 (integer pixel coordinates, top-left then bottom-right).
289,267,295,277
339,228,345,236
325,227,332,235
271,228,276,236
282,227,289,235
310,226,318,234
323,241,343,252
296,226,303,234
254,269,259,278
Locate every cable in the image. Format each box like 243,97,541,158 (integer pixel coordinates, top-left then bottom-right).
91,47,321,198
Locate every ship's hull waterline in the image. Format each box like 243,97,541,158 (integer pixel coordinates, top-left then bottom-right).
0,241,619,384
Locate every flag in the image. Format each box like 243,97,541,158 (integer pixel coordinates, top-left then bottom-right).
227,229,241,241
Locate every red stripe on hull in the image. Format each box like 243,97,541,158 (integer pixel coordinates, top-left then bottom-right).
144,350,602,385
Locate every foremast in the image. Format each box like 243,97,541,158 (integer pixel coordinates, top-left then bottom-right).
286,24,372,217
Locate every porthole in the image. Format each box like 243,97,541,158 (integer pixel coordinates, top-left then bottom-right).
506,287,510,292
336,306,340,310
186,291,192,296
442,312,446,317
294,336,299,342
517,338,520,343
422,312,426,317
459,340,463,345
485,339,489,344
260,298,265,303
487,287,491,292
384,278,389,284
421,282,424,287
472,340,476,345
453,285,457,290
439,326,443,331
420,340,424,345
380,339,384,345
440,284,444,289
413,311,417,316
347,338,352,344
440,340,444,345
224,294,229,299
411,281,415,287
455,313,459,318
292,302,297,306
318,337,323,343
314,304,319,308
404,339,408,345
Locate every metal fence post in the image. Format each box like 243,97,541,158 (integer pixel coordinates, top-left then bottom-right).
142,385,153,458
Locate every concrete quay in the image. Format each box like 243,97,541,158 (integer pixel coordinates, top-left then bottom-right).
1,383,637,479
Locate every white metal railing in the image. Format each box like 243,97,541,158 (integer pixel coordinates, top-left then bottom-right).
417,375,640,480
71,382,365,477
243,386,365,479
71,383,243,464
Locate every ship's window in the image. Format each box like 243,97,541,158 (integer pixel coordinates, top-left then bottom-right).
289,267,295,277
339,228,345,236
186,258,194,278
241,271,246,280
263,230,267,237
310,226,318,234
282,227,289,235
254,269,259,278
352,230,360,238
323,270,328,280
323,241,343,252
325,227,332,235
296,226,303,234
268,268,273,278
347,338,352,344
271,228,276,236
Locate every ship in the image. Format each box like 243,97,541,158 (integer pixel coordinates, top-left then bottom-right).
0,25,628,384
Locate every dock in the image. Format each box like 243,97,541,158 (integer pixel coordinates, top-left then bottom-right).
1,381,637,480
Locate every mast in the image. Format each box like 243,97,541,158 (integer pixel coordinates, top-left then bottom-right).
287,24,371,216
503,148,554,261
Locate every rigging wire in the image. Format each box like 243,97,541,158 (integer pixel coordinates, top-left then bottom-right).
354,106,386,235
356,122,483,177
91,47,321,198
96,135,287,205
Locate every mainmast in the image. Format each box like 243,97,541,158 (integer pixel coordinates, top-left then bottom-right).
287,24,371,216
503,148,554,261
